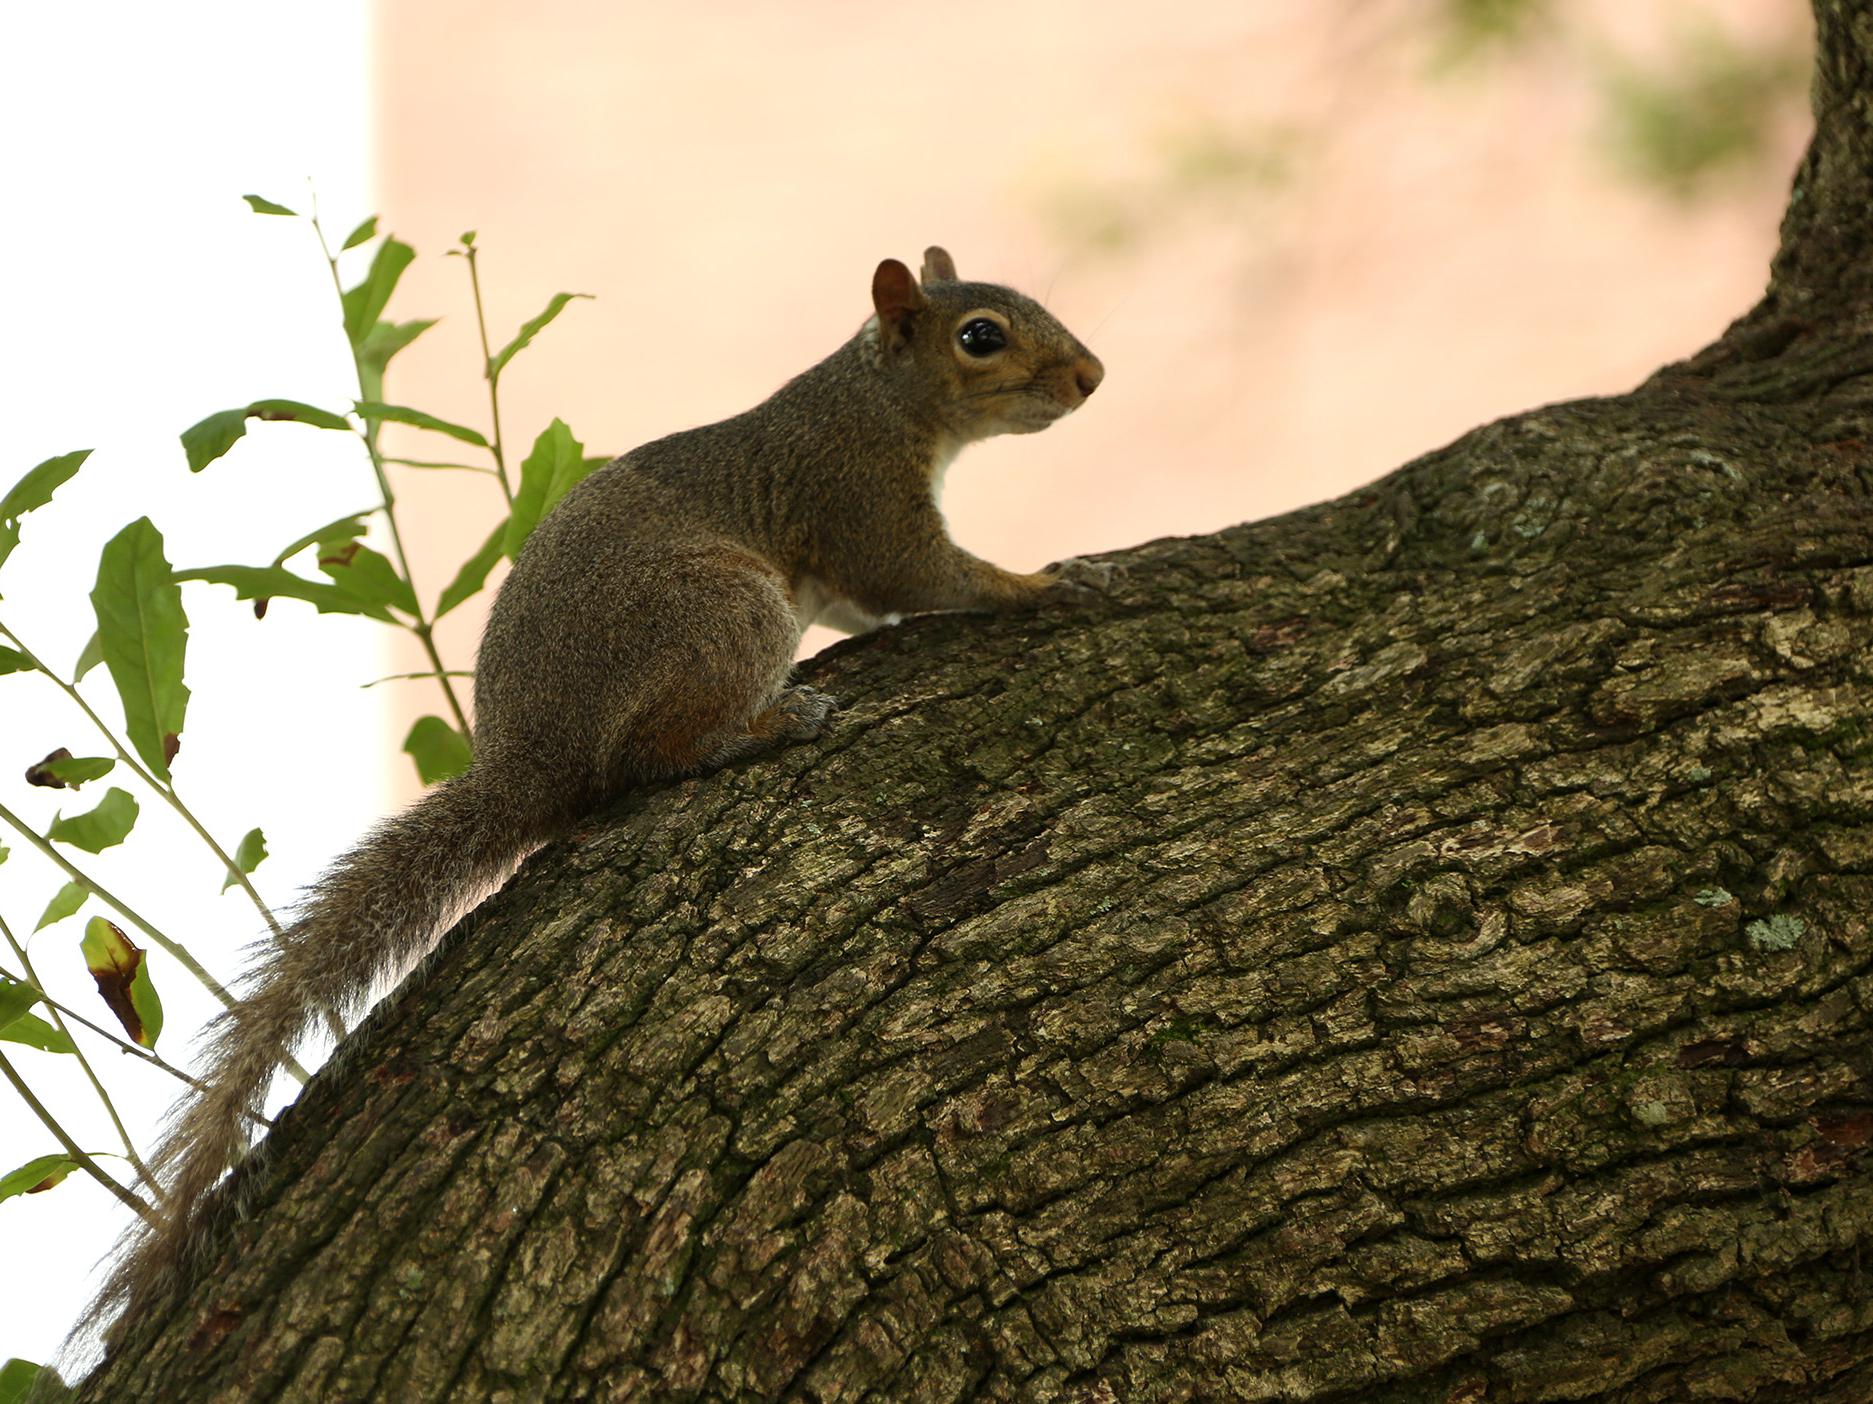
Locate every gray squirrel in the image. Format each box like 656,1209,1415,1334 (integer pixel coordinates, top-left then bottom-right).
92,245,1106,1333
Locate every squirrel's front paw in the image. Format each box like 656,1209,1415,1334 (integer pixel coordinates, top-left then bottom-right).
1043,556,1123,600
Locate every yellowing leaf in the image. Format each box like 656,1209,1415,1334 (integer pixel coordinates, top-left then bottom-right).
80,917,163,1048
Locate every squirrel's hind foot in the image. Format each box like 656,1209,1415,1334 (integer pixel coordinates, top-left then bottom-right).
759,684,838,742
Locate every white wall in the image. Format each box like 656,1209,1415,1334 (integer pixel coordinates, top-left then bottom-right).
0,1,386,1373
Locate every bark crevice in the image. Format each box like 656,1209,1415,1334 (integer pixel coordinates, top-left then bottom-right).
72,3,1873,1399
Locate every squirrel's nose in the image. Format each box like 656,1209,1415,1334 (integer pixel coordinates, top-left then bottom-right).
1073,355,1105,399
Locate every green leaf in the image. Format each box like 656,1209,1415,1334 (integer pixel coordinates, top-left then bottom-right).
270,511,373,568
317,542,418,616
0,646,28,675
0,1357,70,1404
0,450,91,575
176,564,396,621
341,236,416,348
505,419,591,559
436,522,507,619
246,399,351,430
403,716,473,786
353,401,488,447
221,827,268,892
179,409,249,473
180,401,351,472
72,630,103,681
47,787,139,853
81,917,163,1047
460,230,477,247
0,1155,79,1203
0,1010,75,1055
0,981,38,1032
91,518,189,780
0,981,74,1053
34,882,87,931
242,193,298,216
489,292,593,380
357,319,438,403
341,214,379,251
24,752,115,789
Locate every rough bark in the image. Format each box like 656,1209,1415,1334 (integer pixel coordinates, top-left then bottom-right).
79,7,1873,1401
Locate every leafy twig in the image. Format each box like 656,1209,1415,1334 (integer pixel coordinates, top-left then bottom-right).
0,1047,153,1221
0,910,161,1198
0,799,312,1084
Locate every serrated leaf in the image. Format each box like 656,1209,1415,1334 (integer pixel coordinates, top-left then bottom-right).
72,630,103,681
0,450,91,574
504,419,591,559
180,401,351,473
0,646,28,675
242,194,298,216
317,542,418,616
81,917,162,1047
357,318,438,403
341,236,415,348
34,882,86,931
270,511,373,568
0,1010,75,1056
436,522,507,619
353,401,488,447
179,409,249,473
91,518,189,780
340,214,379,251
489,292,593,381
47,787,139,853
0,1154,80,1202
23,750,114,790
176,564,396,621
403,715,473,786
221,827,267,893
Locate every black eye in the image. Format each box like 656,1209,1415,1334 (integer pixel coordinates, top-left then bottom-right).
957,318,1007,357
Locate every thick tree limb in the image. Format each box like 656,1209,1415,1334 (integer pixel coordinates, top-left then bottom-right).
78,6,1873,1400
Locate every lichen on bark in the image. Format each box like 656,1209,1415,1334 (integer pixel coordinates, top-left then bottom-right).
75,5,1873,1400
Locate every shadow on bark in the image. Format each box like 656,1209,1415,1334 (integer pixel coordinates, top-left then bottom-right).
78,5,1873,1400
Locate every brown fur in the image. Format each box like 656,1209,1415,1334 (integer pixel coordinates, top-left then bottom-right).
81,247,1104,1349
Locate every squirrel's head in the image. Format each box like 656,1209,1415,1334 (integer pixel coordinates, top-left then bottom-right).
866,247,1104,441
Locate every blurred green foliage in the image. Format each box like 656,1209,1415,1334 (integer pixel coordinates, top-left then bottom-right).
1598,23,1808,199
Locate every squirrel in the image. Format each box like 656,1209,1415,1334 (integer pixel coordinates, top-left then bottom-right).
88,245,1107,1337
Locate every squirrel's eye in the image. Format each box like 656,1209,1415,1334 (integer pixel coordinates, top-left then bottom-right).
957,319,1007,357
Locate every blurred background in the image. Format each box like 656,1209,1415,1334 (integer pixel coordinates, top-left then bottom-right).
0,0,1814,1372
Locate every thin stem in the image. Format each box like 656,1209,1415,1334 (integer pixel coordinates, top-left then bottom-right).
313,215,473,737
0,1048,154,1221
0,962,270,1126
0,912,161,1197
0,619,286,947
0,800,312,1084
465,245,516,506
380,457,503,477
361,670,475,689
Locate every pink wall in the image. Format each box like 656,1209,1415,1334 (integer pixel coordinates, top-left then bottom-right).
371,1,1811,792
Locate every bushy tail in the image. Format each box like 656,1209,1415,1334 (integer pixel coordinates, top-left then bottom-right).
83,764,563,1340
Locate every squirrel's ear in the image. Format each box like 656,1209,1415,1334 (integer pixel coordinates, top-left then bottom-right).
872,258,927,348
921,246,958,283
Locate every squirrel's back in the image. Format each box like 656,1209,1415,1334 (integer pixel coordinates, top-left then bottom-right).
78,246,1103,1366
